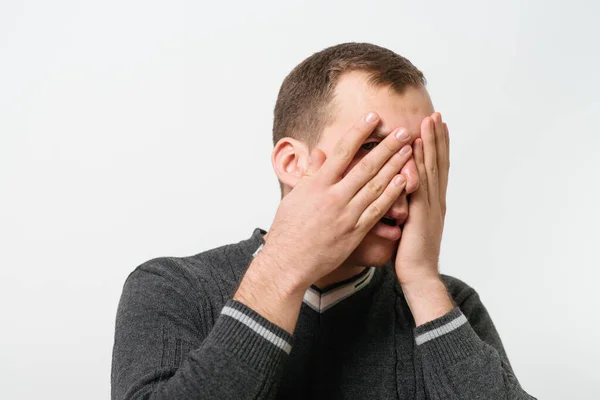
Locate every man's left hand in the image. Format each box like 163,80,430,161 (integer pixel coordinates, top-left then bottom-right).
394,112,454,325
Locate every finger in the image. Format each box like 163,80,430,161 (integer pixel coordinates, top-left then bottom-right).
440,122,450,217
432,113,448,204
400,157,419,194
438,120,449,212
443,122,449,156
339,126,413,198
355,174,406,231
432,113,447,173
421,116,439,204
319,112,380,184
411,138,429,206
408,139,433,226
347,144,413,213
304,146,327,178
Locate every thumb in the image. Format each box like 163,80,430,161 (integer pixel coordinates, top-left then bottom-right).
305,147,326,177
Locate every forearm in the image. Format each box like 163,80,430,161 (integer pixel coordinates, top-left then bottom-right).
136,300,293,400
233,246,308,334
112,266,296,400
402,279,536,399
401,273,454,326
413,307,535,399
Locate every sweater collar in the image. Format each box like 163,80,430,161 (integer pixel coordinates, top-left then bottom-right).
303,266,376,313
249,227,378,313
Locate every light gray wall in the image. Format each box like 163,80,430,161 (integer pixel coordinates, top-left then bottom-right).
1,0,598,398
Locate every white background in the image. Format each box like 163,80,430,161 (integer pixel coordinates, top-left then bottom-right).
1,0,599,398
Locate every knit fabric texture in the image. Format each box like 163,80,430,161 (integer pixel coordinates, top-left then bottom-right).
111,228,536,399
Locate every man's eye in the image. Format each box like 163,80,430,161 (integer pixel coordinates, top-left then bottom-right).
361,142,379,151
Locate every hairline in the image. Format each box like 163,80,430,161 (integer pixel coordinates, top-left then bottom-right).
301,76,426,148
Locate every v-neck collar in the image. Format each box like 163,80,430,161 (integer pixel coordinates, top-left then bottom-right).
303,266,375,313
249,228,377,313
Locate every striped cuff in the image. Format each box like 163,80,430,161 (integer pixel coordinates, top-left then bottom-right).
203,299,293,375
413,307,482,368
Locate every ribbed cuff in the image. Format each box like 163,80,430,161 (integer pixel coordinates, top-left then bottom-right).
413,306,482,368
203,299,294,375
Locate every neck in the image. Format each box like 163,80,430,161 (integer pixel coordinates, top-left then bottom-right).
263,231,367,290
312,265,368,290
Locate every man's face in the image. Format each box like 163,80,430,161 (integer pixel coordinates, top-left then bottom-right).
317,71,435,269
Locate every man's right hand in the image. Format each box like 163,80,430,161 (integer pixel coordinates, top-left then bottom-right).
234,112,415,333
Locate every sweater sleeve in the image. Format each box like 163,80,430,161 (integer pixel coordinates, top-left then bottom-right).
413,289,536,399
111,261,292,400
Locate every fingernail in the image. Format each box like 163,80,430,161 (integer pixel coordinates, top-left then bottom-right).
365,112,377,123
395,128,409,140
394,175,406,186
399,144,411,155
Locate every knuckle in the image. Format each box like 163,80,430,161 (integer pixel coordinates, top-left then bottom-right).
358,158,378,176
427,163,437,175
390,152,405,167
381,140,396,154
326,186,345,205
418,173,428,188
366,179,384,197
368,203,382,219
334,144,352,161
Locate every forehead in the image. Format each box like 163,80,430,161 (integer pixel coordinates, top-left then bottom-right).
320,71,434,145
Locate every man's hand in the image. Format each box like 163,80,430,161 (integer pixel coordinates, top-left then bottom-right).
264,111,416,289
394,112,454,326
235,112,415,332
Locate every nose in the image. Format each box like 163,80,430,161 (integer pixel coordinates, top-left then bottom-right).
389,193,409,224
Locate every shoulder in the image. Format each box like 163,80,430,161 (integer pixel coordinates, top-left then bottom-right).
122,230,260,304
132,242,241,282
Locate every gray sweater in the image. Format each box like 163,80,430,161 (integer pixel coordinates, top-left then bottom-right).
111,228,536,399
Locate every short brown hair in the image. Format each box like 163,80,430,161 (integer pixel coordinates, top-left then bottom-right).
272,42,426,148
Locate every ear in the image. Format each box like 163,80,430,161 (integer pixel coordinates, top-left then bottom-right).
271,137,310,190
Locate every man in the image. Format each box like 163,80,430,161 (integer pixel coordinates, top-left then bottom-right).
111,43,535,399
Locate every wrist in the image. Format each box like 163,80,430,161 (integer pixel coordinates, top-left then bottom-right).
252,243,310,295
400,275,454,327
233,247,308,334
399,273,444,291
396,263,441,287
